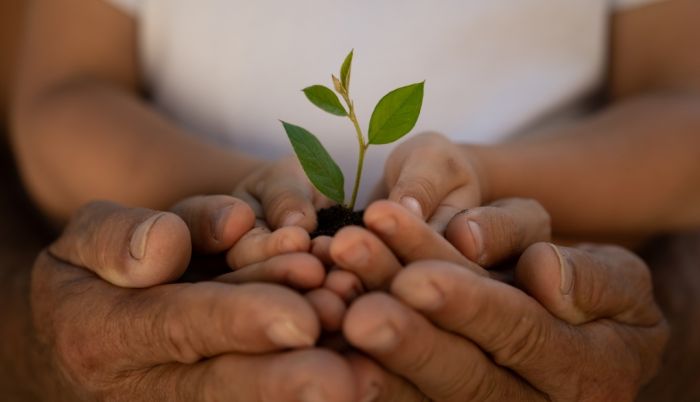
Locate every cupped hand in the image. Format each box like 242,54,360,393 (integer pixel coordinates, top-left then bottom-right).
383,132,485,231
327,198,549,298
232,155,333,232
345,245,668,402
33,200,356,401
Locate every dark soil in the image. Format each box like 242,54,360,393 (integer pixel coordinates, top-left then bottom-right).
311,205,364,238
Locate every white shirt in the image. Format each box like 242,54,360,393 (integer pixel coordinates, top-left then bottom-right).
105,0,660,206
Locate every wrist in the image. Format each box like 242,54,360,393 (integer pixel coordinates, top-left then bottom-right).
461,143,495,204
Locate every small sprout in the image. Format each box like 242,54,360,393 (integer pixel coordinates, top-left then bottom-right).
282,50,424,210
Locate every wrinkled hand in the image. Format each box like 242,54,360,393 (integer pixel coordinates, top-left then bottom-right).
32,200,356,401
325,198,549,299
330,200,668,402
233,155,333,232
384,132,485,231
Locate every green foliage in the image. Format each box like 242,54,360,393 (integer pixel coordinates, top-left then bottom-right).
283,50,424,209
282,121,345,204
303,85,348,116
368,82,424,145
340,50,354,91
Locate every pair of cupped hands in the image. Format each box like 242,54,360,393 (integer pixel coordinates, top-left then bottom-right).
35,134,668,401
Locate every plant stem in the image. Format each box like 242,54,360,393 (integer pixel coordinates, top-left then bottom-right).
345,98,367,210
337,76,368,210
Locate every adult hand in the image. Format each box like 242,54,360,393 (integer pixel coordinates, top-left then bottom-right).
333,200,668,402
232,155,333,232
327,198,549,297
383,132,485,231
33,200,356,401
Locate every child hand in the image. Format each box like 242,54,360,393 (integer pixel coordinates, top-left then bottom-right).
232,156,334,232
383,132,486,232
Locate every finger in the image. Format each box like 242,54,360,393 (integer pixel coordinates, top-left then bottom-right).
390,261,572,376
363,200,487,276
231,189,265,221
247,165,318,232
323,269,365,302
346,354,425,402
33,257,321,367
445,198,551,267
515,243,663,326
216,253,325,290
330,226,403,290
385,133,473,220
227,226,310,269
426,185,480,234
305,288,347,332
49,201,191,288
345,293,543,401
310,235,333,266
170,195,256,254
200,349,356,402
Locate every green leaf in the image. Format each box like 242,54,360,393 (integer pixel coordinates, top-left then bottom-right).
340,50,353,91
303,85,348,116
281,121,345,204
368,82,425,145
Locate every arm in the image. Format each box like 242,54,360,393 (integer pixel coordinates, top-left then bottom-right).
469,0,700,239
10,0,262,223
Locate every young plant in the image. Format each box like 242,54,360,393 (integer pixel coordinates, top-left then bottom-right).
281,50,424,211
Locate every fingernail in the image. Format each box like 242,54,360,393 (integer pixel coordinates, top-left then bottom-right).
265,320,315,348
299,385,326,402
282,211,305,227
400,196,423,218
129,213,166,260
363,322,399,352
549,243,574,295
211,205,234,241
467,220,485,264
410,281,445,311
338,242,369,267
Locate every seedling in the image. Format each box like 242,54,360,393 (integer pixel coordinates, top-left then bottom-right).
281,50,424,211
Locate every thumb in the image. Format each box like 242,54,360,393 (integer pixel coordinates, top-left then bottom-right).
515,242,662,326
49,201,191,288
385,133,475,220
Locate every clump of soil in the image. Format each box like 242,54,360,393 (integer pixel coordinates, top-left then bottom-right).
311,205,364,238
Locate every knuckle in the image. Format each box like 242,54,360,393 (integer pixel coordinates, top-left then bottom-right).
395,176,439,212
460,368,498,402
404,336,436,375
159,291,201,364
481,206,522,252
265,189,308,217
492,314,549,367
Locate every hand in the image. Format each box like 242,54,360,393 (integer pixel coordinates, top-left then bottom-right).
33,201,356,401
233,155,333,232
345,245,668,402
383,132,485,231
326,198,549,298
331,200,668,402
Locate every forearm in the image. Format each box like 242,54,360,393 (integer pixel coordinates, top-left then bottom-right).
11,79,263,222
469,93,700,238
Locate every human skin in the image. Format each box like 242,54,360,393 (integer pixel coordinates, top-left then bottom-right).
330,200,669,401
233,0,700,243
0,184,693,400
381,0,700,241
11,196,356,402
